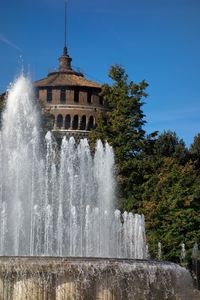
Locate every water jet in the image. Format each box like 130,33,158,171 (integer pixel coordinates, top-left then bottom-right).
0,76,194,299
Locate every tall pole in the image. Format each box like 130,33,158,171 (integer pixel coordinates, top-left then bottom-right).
64,0,67,49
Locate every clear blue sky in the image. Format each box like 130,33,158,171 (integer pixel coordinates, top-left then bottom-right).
0,0,200,146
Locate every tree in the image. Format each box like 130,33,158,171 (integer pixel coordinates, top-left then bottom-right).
140,156,200,261
190,133,200,168
89,65,155,207
154,130,189,164
90,65,148,155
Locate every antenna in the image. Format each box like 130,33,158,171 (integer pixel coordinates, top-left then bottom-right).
64,0,67,49
59,0,72,71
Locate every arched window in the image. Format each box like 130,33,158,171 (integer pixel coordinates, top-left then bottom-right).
80,115,86,130
57,114,63,129
87,116,94,130
72,115,79,130
65,114,71,129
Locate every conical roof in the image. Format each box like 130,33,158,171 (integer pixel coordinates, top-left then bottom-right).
34,47,101,89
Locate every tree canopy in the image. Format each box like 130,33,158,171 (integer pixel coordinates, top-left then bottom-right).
89,65,200,263
190,133,200,169
90,65,156,206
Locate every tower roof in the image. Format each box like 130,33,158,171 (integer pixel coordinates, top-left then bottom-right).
33,72,101,89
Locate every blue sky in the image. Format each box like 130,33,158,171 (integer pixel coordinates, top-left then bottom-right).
0,0,200,146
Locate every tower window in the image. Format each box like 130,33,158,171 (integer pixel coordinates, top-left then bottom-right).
88,116,94,130
80,115,86,130
65,114,71,129
74,89,79,103
57,114,63,129
60,88,66,103
47,88,52,102
87,91,92,104
73,115,79,130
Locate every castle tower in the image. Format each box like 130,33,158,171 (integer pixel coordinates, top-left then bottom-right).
33,2,108,139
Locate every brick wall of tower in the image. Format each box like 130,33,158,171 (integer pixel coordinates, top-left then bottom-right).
36,86,108,132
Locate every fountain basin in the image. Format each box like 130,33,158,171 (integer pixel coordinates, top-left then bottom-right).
0,257,193,299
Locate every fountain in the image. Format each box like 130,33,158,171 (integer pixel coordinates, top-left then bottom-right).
0,75,194,299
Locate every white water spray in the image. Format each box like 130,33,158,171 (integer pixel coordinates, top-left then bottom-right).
0,75,146,258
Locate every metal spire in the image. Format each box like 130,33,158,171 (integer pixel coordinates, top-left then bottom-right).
59,0,72,71
64,0,67,49
52,0,82,75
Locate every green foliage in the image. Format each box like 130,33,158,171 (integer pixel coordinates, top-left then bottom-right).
90,65,200,264
90,65,148,156
154,130,189,164
190,133,200,168
140,157,200,261
89,65,153,204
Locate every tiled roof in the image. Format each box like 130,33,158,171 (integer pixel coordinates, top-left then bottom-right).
33,72,101,89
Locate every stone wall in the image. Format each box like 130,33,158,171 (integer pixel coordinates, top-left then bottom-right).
0,257,194,300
